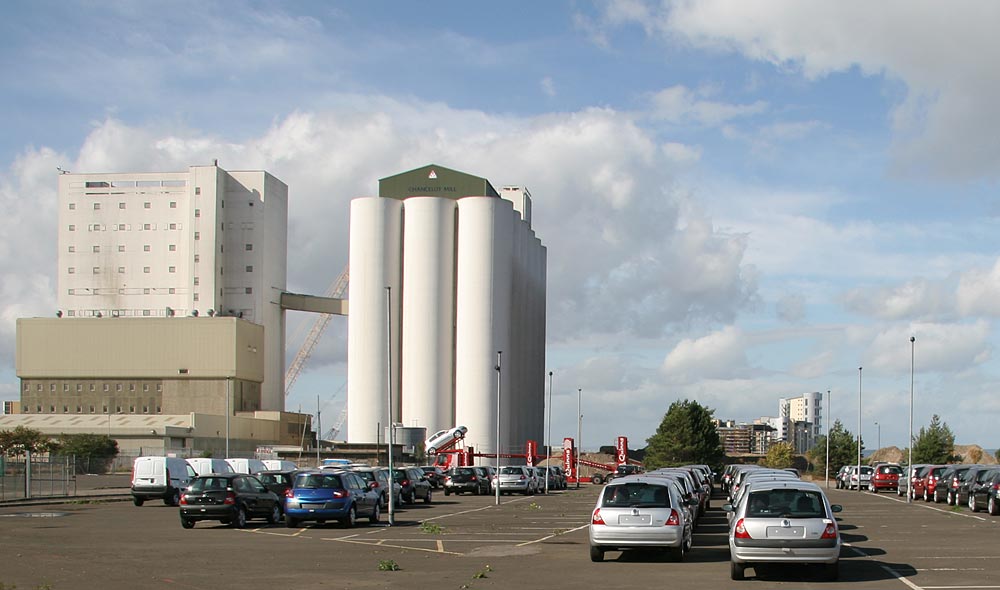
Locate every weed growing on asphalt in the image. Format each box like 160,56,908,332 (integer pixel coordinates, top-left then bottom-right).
419,521,443,534
377,560,400,571
526,502,541,510
472,565,493,579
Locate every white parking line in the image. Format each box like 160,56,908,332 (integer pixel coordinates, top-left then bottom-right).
516,523,589,547
845,544,923,590
868,493,989,521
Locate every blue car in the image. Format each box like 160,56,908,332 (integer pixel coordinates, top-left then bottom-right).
285,470,381,528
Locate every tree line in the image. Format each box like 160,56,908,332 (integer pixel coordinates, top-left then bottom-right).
0,426,119,473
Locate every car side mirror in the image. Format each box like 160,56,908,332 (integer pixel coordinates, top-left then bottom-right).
722,503,734,512
830,504,843,513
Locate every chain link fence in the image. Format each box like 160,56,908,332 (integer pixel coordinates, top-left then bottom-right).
0,453,75,501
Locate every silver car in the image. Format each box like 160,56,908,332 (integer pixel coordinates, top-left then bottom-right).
725,480,842,581
588,476,694,562
497,466,537,495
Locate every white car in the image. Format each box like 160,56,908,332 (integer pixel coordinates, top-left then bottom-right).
724,480,842,581
589,476,694,562
424,425,468,454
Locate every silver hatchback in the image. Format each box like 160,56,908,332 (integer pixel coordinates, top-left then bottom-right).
588,476,694,562
725,480,842,580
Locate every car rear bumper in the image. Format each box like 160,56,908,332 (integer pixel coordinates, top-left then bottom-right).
180,505,235,521
131,486,171,500
590,525,683,548
445,482,481,492
731,539,840,564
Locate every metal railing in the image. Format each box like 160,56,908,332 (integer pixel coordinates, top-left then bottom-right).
0,453,75,501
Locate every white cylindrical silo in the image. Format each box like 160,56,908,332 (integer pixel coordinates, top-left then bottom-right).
454,196,514,465
508,218,528,451
530,238,548,446
401,197,457,436
347,197,403,443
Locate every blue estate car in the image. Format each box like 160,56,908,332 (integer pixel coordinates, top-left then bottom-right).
284,470,381,528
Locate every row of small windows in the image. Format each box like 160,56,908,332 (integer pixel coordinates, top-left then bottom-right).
79,201,182,210
67,266,251,274
80,180,185,189
67,223,183,231
26,405,162,414
68,244,183,253
28,382,163,393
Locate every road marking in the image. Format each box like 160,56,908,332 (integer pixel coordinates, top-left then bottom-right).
916,569,986,572
868,494,989,521
437,540,444,552
845,544,922,590
921,587,1000,589
332,537,464,555
516,523,588,546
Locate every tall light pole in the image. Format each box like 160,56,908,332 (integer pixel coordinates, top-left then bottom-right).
825,389,831,489
857,366,863,492
545,371,553,495
908,335,915,504
875,421,880,453
495,351,502,506
576,388,582,489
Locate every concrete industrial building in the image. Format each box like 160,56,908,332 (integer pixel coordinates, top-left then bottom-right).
347,164,546,460
774,391,823,453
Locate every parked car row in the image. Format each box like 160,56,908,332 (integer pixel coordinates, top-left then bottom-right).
893,463,1000,514
131,456,300,507
588,464,714,563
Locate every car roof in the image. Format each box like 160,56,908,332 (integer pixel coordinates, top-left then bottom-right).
607,475,676,486
742,480,823,492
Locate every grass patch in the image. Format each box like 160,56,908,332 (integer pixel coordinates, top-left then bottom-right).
472,565,493,579
419,521,443,534
526,502,541,510
377,559,400,571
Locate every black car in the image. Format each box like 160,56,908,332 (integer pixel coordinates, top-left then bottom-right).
421,466,447,489
393,467,433,504
935,465,974,504
443,467,490,495
179,474,282,529
956,465,994,507
968,468,1000,514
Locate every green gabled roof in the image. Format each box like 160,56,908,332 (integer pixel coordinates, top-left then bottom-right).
378,164,499,200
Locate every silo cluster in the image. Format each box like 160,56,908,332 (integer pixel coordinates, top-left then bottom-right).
346,167,546,463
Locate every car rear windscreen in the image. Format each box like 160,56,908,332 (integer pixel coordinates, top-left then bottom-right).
601,483,671,508
295,473,343,489
189,477,231,492
746,489,825,518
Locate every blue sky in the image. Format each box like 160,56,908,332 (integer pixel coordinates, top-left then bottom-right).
3,1,1000,453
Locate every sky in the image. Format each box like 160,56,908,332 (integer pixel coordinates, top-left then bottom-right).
3,0,1000,453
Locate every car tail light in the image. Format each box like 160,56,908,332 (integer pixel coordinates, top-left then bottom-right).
520,475,526,480
470,476,478,481
332,489,348,498
665,509,680,526
223,492,237,505
992,483,999,491
285,488,294,498
179,495,188,506
592,509,605,525
444,476,452,482
401,480,410,487
734,518,751,539
821,523,838,539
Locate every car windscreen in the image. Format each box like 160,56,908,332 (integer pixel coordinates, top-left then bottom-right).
746,489,825,518
453,468,476,475
295,473,343,489
354,471,375,483
877,466,901,475
601,483,671,508
189,477,231,492
500,467,523,475
257,473,287,485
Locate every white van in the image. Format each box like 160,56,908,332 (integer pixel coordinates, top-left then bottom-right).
262,459,298,471
131,456,197,506
186,458,234,476
225,458,268,474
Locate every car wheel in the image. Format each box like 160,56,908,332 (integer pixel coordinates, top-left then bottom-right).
166,488,180,507
824,562,839,581
591,474,604,485
369,502,380,524
670,545,684,562
871,486,878,494
730,560,745,580
267,504,281,525
970,494,979,512
233,506,248,529
444,489,451,496
341,505,357,528
989,496,999,516
933,489,941,503
424,489,432,504
132,497,144,507
923,488,929,502
285,516,299,528
180,516,195,529
589,545,604,562
404,491,414,504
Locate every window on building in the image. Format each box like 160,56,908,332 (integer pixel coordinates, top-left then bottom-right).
49,406,55,413
169,223,177,230
129,383,135,392
143,223,151,230
93,203,101,210
143,384,149,392
102,405,108,413
116,406,122,413
248,201,254,207
118,245,125,252
193,254,200,263
67,267,75,274
156,406,161,413
195,187,201,195
63,383,69,391
36,405,41,413
49,383,55,391
168,266,175,273
68,289,74,294
144,244,150,252
193,277,199,286
118,267,125,273
170,202,177,208
119,202,126,209
143,405,149,414
220,222,224,231
143,266,150,273
129,405,135,413
68,246,75,253
221,200,224,208
144,202,151,209
220,244,224,253
68,225,75,231
76,384,82,392
69,203,76,210
156,384,162,392
93,245,100,253
103,384,109,392
245,243,252,251
194,232,200,240
142,309,150,316
220,267,224,275
245,265,253,272
62,406,68,413
76,405,81,412
67,310,75,316
143,288,150,294
194,209,200,217
245,287,252,294
168,288,175,294
193,293,199,301
89,405,95,413
169,244,176,251
90,384,95,391
92,267,100,274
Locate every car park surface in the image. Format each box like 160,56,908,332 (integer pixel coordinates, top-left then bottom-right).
9,477,1000,589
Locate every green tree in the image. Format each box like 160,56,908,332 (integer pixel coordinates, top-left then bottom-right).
57,433,119,474
911,414,956,464
644,399,725,469
761,442,795,468
0,426,57,456
807,420,860,474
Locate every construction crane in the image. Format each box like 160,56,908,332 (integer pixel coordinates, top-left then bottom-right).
284,266,349,396
324,406,349,441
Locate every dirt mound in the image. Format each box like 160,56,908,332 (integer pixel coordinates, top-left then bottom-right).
869,446,905,464
954,445,997,464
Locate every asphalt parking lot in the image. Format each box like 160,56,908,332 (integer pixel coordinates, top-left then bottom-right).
1,482,999,590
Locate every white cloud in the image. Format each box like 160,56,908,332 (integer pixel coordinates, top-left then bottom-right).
776,294,806,323
648,85,768,126
865,321,991,373
844,278,954,320
662,325,748,381
957,259,1000,316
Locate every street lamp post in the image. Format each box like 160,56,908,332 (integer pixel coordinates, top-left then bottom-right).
385,286,395,525
875,421,880,454
576,388,582,489
545,371,553,495
825,389,831,489
857,366,863,492
908,335,915,504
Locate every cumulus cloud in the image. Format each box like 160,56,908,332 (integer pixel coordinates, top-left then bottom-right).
864,321,991,373
844,278,954,320
662,325,749,381
957,258,1000,316
648,85,768,126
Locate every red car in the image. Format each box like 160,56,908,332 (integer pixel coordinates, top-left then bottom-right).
911,465,948,502
870,464,901,493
